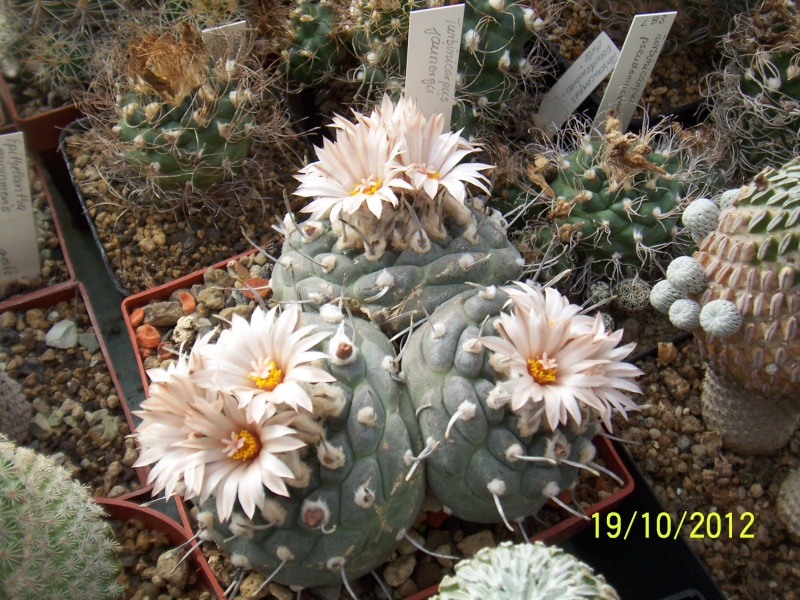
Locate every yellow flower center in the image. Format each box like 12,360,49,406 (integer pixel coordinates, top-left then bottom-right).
426,170,440,179
226,429,261,462
248,359,284,391
527,355,558,384
351,177,382,196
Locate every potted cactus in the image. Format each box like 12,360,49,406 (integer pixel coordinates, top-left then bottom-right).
60,20,302,295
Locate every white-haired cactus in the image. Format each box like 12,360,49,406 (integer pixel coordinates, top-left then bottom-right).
0,436,122,600
682,197,721,245
707,0,800,181
654,158,800,454
0,369,30,443
433,541,620,600
270,95,523,332
514,113,722,296
400,283,641,525
134,305,425,591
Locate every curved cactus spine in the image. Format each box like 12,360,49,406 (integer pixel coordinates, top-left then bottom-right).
0,436,122,600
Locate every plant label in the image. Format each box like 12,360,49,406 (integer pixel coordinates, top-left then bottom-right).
405,4,465,128
202,20,249,58
0,132,39,283
532,32,620,134
593,11,676,133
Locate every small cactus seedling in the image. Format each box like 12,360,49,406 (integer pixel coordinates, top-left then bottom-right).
509,113,722,296
707,0,800,182
652,158,800,454
134,304,425,591
401,281,641,525
0,436,122,600
270,95,523,331
433,541,620,599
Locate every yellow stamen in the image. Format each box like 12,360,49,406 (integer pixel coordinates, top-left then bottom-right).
248,360,283,391
426,170,440,179
527,356,558,384
351,178,382,196
228,430,261,461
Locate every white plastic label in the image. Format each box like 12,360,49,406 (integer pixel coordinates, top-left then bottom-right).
532,32,620,134
202,20,249,57
0,132,40,283
593,12,676,133
405,4,465,127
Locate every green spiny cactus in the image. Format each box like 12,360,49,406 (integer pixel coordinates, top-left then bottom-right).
707,0,800,182
434,541,620,599
509,113,722,296
400,283,641,524
0,370,30,443
24,26,93,101
280,0,353,87
158,0,247,29
0,436,122,600
7,0,125,32
114,23,255,190
652,158,800,454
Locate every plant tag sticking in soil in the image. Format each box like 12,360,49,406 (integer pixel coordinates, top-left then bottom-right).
532,32,620,135
0,132,39,283
405,4,465,128
202,20,249,58
592,11,676,134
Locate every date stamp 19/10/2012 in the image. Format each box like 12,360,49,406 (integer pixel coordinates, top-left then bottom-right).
592,511,756,540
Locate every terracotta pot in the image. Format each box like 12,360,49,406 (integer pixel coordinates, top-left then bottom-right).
0,281,148,488
0,154,76,309
0,73,82,153
0,91,15,135
122,254,636,600
97,490,222,596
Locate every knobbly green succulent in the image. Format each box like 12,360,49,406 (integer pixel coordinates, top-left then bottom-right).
400,282,641,525
269,95,523,332
651,158,800,454
434,541,620,599
509,113,722,296
0,436,122,600
707,0,800,182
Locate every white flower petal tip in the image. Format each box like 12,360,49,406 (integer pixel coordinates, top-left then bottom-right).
699,300,742,338
650,279,686,314
669,298,701,331
666,256,707,295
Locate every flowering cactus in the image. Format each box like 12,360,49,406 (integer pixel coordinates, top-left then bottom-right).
133,303,425,590
400,281,641,525
269,94,524,332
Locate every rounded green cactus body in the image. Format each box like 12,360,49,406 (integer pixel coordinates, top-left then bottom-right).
199,310,426,588
434,541,619,600
401,287,600,524
269,208,524,332
0,437,122,600
281,0,352,86
515,115,722,294
10,0,126,31
117,77,254,189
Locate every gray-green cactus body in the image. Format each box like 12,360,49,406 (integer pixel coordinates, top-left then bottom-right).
401,288,600,524
0,437,121,600
200,310,425,588
116,72,254,190
434,541,619,600
270,209,523,332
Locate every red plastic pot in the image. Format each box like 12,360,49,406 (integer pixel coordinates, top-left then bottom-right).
97,490,221,596
0,281,148,488
0,154,76,309
0,73,82,153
